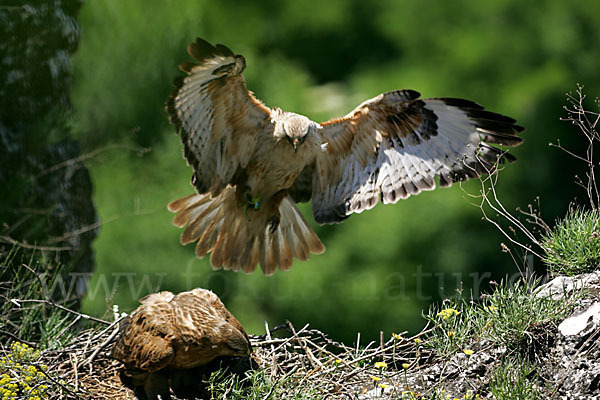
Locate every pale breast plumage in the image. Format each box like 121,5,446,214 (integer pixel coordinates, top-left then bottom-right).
165,38,523,274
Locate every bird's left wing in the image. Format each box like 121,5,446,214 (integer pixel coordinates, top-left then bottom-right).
111,297,176,373
166,38,272,196
312,90,523,224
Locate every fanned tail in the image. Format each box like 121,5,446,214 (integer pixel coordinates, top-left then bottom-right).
168,188,325,275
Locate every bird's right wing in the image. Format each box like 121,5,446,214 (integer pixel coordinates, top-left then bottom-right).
166,38,273,196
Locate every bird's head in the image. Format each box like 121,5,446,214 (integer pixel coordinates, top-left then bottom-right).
218,325,252,358
274,112,319,153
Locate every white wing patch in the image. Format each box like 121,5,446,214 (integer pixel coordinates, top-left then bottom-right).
313,91,523,224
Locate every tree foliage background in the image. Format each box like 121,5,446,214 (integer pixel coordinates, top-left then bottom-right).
58,0,600,343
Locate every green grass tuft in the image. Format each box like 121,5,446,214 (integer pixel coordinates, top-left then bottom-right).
423,278,577,358
542,208,600,276
204,368,323,400
0,248,77,349
488,356,542,399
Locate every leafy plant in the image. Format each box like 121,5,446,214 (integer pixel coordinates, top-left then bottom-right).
0,342,50,400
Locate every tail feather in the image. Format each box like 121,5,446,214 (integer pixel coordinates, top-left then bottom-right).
180,204,220,244
168,188,325,274
171,195,211,228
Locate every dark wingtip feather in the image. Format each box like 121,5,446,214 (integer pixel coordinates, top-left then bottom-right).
438,97,484,110
188,38,218,62
178,61,197,73
215,43,235,57
314,203,351,225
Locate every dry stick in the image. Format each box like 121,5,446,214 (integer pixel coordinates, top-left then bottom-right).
36,143,148,178
261,323,310,357
21,263,51,301
379,331,384,360
37,362,85,399
84,321,121,367
475,170,544,260
0,330,37,347
264,320,277,380
11,299,110,325
70,352,79,392
0,236,75,251
252,338,289,346
55,314,82,343
288,321,322,370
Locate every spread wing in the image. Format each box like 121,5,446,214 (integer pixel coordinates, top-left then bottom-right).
312,90,524,224
166,38,272,196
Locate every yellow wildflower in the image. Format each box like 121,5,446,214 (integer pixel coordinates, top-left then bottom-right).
378,383,389,389
437,308,460,320
447,330,456,338
414,338,422,344
374,361,388,369
370,376,382,382
463,349,474,356
402,363,410,369
392,333,403,340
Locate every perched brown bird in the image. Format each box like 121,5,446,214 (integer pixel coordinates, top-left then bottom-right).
166,38,524,275
111,288,250,400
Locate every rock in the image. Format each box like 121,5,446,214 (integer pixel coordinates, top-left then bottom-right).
559,302,600,336
536,272,600,300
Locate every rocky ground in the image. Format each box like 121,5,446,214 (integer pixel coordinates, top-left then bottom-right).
357,272,600,400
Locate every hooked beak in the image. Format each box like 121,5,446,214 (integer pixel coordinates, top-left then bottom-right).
292,138,299,153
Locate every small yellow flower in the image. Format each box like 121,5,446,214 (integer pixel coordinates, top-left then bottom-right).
392,333,403,340
378,383,389,389
447,330,456,338
335,359,342,364
414,338,422,344
485,305,498,312
463,349,474,356
370,375,382,382
437,308,460,320
402,363,410,369
374,361,388,369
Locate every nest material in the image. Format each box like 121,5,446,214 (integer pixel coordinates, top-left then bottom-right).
6,313,431,400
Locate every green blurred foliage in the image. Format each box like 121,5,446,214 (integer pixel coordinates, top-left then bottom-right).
73,0,600,342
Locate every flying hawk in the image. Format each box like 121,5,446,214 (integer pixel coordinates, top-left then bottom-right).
166,38,523,275
111,288,250,399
